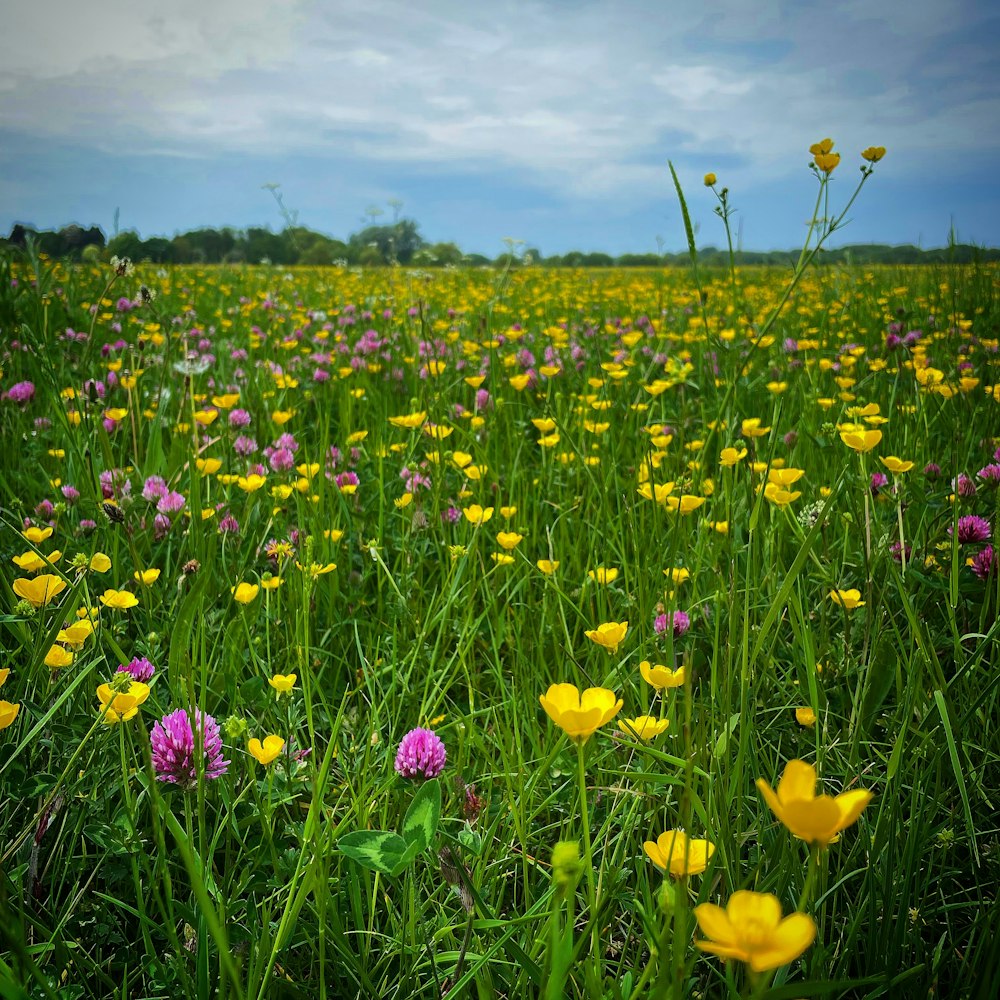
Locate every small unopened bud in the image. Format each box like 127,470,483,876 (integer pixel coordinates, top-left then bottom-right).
223,715,247,740
551,840,582,896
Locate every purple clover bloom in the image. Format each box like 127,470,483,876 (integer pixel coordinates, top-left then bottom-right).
394,728,447,780
951,515,991,544
5,380,35,405
150,708,229,788
121,656,155,682
654,609,691,639
157,491,186,516
971,545,997,580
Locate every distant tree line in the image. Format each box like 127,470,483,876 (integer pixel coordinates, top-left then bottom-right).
4,221,999,268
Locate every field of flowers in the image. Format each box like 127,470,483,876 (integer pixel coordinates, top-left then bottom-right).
2,214,1000,996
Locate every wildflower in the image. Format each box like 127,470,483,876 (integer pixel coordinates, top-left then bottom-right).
100,589,139,610
644,829,715,877
12,574,66,608
539,684,622,743
950,515,991,544
388,411,427,430
703,173,717,186
96,676,150,724
22,525,53,544
880,456,914,474
839,429,882,452
588,566,619,585
462,504,494,526
150,708,229,787
795,706,817,727
121,656,155,682
764,483,801,506
618,715,669,740
640,661,685,689
741,418,770,438
694,891,816,972
970,545,997,579
12,550,62,573
720,446,747,467
756,758,872,847
5,380,35,405
237,474,267,493
829,588,865,610
536,559,559,575
654,610,691,639
134,568,161,585
248,735,285,765
584,620,628,652
232,582,260,604
44,645,73,669
861,146,886,162
496,531,523,550
870,472,889,495
0,701,20,730
665,494,706,515
268,673,297,698
394,727,447,779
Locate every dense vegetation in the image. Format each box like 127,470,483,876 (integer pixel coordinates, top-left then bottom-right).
2,154,999,999
5,220,999,268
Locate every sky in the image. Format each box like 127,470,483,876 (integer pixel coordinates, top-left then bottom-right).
1,0,999,256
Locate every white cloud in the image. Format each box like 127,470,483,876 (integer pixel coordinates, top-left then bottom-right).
2,0,997,203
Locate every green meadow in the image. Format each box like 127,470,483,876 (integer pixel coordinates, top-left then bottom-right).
1,162,999,999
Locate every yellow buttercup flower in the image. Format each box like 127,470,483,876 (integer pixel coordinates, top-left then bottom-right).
462,504,494,526
389,411,427,430
12,550,62,573
89,553,112,573
639,661,685,690
719,447,747,467
694,891,816,972
496,531,523,550
44,645,74,669
134,568,161,585
100,589,139,610
703,173,717,186
644,829,715,877
861,146,886,162
0,701,20,730
741,418,771,439
829,588,865,610
96,680,150,724
618,715,669,740
536,559,559,575
756,759,872,847
22,526,53,544
248,735,285,765
268,673,297,698
584,621,628,652
839,429,882,453
665,494,705,515
237,474,267,493
232,582,260,604
880,456,913,474
588,567,619,585
539,683,622,743
13,574,67,607
795,706,817,727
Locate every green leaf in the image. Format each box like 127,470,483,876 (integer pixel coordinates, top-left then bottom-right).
401,777,441,853
338,830,412,877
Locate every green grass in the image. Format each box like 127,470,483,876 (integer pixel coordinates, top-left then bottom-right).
1,219,999,1000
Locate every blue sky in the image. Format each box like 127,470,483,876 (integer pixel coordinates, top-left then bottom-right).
2,0,998,255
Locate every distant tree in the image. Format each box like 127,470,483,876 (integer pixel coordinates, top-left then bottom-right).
348,219,425,265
